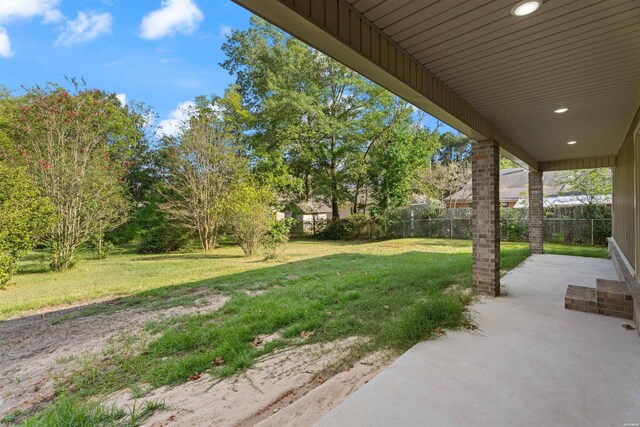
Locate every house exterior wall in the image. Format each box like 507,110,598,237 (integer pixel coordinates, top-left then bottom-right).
612,105,640,271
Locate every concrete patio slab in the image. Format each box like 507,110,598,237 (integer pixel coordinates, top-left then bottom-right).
316,255,640,427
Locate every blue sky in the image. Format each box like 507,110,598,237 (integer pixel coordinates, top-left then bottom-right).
0,0,454,136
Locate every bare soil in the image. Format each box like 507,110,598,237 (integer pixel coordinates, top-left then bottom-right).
0,290,228,418
0,293,389,426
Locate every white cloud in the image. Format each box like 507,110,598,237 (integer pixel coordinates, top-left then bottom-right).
55,11,112,47
0,27,12,58
105,59,124,67
157,101,195,137
218,25,232,38
140,0,203,40
0,0,63,24
116,93,127,107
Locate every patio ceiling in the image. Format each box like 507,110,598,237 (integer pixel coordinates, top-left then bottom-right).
233,0,640,170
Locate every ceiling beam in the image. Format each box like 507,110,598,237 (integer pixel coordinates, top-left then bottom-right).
232,0,540,171
539,156,616,172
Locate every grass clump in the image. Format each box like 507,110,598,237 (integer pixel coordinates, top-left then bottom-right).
16,395,166,427
18,395,124,426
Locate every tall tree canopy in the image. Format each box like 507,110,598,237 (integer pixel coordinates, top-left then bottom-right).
222,17,437,217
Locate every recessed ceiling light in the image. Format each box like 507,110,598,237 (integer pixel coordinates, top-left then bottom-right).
567,140,577,145
511,0,543,16
554,107,569,113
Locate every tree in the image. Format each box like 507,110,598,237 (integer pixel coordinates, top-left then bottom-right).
558,168,612,218
431,132,472,165
418,162,471,207
367,120,438,211
0,164,56,285
500,156,520,169
5,83,137,270
222,17,413,218
158,96,245,251
222,181,277,256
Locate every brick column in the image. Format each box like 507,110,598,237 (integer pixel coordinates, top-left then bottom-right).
472,140,500,296
528,170,544,254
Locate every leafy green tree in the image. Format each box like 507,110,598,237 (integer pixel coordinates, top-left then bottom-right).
106,102,161,244
222,17,416,218
500,156,520,169
367,119,438,211
4,83,137,270
158,96,246,251
0,87,17,153
431,132,472,165
222,181,277,256
558,168,612,218
0,164,56,285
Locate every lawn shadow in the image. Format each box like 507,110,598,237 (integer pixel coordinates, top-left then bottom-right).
17,252,51,274
131,253,245,262
2,249,479,326
3,239,537,329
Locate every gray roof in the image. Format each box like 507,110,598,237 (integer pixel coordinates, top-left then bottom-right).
297,200,332,214
447,168,571,204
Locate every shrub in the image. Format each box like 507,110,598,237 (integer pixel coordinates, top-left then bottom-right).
8,84,134,270
501,221,528,242
370,209,401,239
0,164,56,286
222,182,276,256
138,225,190,254
317,215,367,240
89,234,114,260
550,233,565,244
259,218,297,259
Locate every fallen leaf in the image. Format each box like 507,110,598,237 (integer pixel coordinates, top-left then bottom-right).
251,337,264,347
466,324,478,331
622,324,636,331
432,327,445,335
188,372,202,381
213,356,225,366
300,330,315,340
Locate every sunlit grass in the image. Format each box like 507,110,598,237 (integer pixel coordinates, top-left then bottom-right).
1,239,607,320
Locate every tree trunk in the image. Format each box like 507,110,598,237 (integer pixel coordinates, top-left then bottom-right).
332,197,339,219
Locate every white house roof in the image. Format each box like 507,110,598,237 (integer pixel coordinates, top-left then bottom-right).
513,194,612,209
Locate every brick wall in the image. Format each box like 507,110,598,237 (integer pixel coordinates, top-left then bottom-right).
528,171,544,254
471,140,500,296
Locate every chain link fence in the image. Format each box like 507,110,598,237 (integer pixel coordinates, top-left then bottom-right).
393,218,611,246
292,217,612,246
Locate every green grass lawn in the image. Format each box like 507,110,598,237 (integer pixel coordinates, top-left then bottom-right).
1,239,607,320
4,238,608,425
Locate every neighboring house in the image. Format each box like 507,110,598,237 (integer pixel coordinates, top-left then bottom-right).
290,188,376,222
445,168,611,209
294,200,332,222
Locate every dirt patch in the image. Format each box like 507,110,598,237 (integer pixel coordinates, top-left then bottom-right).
1,291,391,425
104,338,390,427
0,290,229,417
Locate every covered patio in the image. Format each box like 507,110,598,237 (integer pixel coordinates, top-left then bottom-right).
316,254,640,426
231,0,640,424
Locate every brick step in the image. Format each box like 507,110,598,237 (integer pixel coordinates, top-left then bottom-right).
565,281,633,320
565,285,597,314
596,279,634,319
